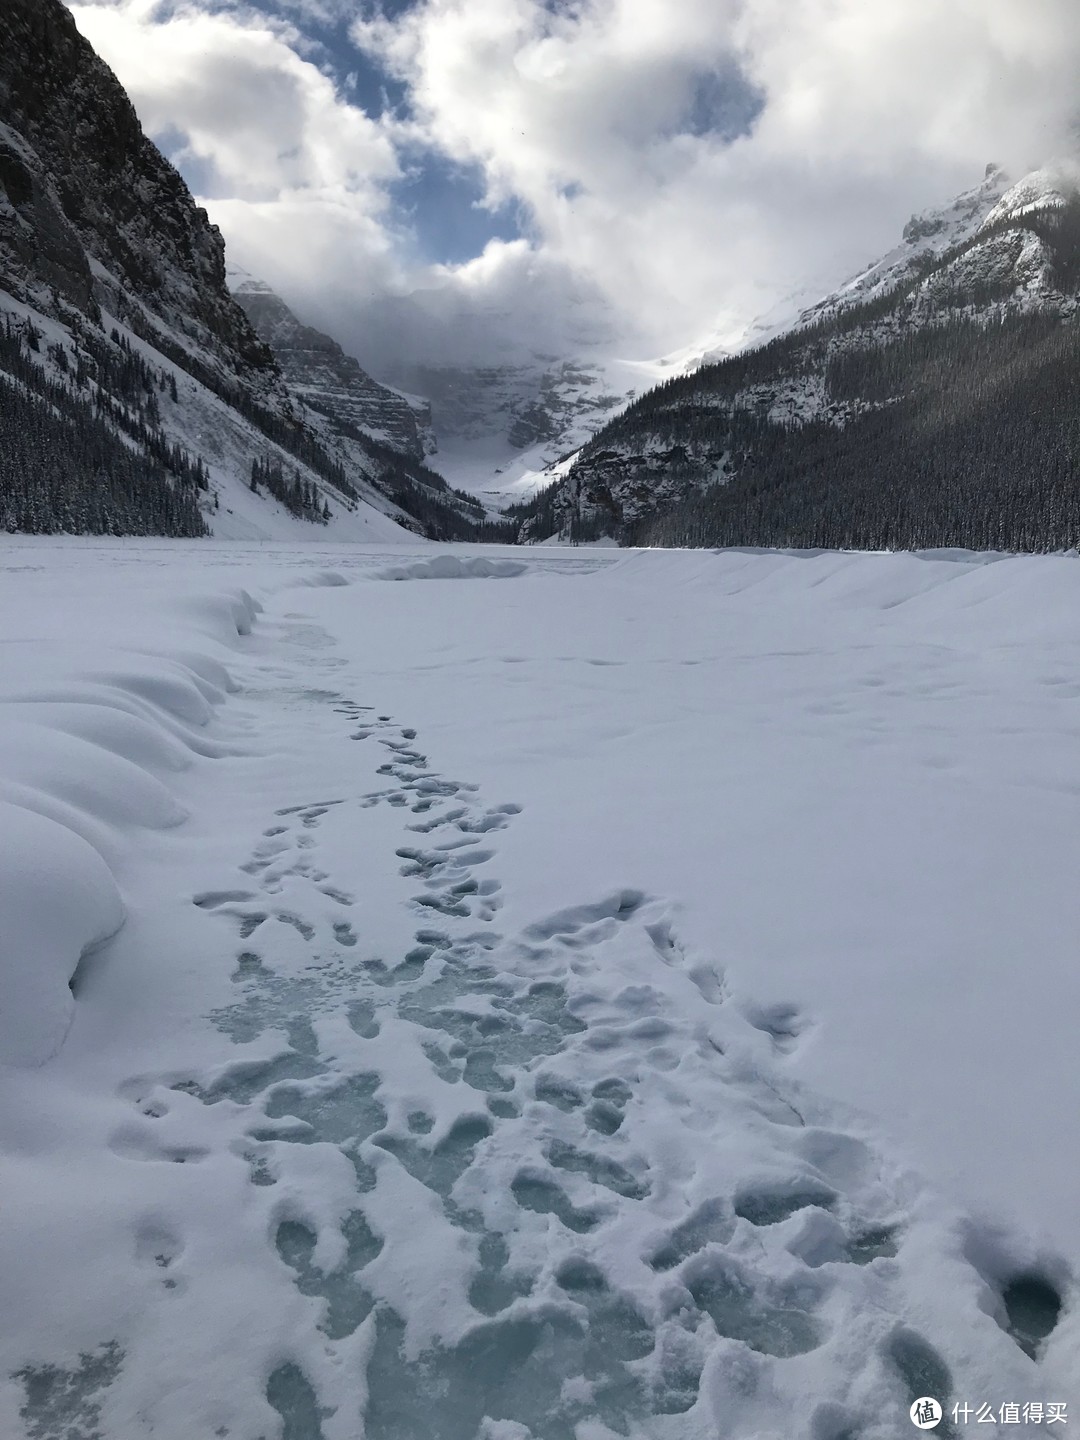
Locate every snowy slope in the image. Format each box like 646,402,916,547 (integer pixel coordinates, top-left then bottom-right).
0,0,440,543
539,162,1080,544
373,353,660,510
427,354,673,509
982,165,1079,228
0,537,1076,1439
798,164,1013,325
482,170,1019,521
0,286,420,542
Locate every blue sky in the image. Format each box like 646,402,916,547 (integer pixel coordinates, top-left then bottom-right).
239,0,525,264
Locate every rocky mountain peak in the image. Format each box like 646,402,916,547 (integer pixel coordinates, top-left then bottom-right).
802,165,1012,325
982,165,1079,229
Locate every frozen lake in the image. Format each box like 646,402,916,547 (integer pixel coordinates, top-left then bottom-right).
0,538,1075,1438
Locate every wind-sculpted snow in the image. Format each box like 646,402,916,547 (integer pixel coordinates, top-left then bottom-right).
0,580,260,1065
0,804,123,1066
0,540,1076,1439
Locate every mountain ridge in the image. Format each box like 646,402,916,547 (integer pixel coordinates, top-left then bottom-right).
0,0,484,541
518,164,1080,552
229,270,437,464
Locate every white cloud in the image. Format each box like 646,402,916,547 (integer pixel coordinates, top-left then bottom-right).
68,0,1080,373
350,0,1080,354
69,0,408,302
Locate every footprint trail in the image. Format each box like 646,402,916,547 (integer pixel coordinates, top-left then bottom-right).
62,621,1068,1440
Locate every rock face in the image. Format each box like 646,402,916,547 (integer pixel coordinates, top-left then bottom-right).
409,359,631,452
0,0,272,384
532,165,1080,552
378,354,649,509
0,0,483,540
231,276,435,463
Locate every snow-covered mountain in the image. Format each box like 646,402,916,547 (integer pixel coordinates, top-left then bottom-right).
389,354,669,509
452,167,1017,522
0,0,485,542
797,163,1013,327
526,163,1080,551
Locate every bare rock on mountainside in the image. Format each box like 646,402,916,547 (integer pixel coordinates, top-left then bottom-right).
230,273,436,465
0,0,272,382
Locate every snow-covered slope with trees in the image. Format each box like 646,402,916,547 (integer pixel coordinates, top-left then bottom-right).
525,164,1080,550
0,0,485,543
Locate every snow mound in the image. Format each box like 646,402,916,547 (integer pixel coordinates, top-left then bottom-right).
377,555,527,581
0,803,124,1067
0,721,188,831
0,556,258,1070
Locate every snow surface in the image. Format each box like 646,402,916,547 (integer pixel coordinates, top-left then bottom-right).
0,537,1077,1439
982,167,1076,230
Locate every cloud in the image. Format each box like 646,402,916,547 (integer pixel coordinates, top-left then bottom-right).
336,238,624,373
68,0,1080,374
69,0,408,295
350,0,1080,353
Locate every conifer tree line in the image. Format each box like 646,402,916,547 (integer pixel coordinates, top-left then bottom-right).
230,385,354,504
76,307,470,534
249,455,329,523
0,317,206,535
475,481,560,543
0,305,499,539
627,309,1080,552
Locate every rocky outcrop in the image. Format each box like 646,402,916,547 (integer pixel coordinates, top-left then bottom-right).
231,277,433,462
0,0,272,383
